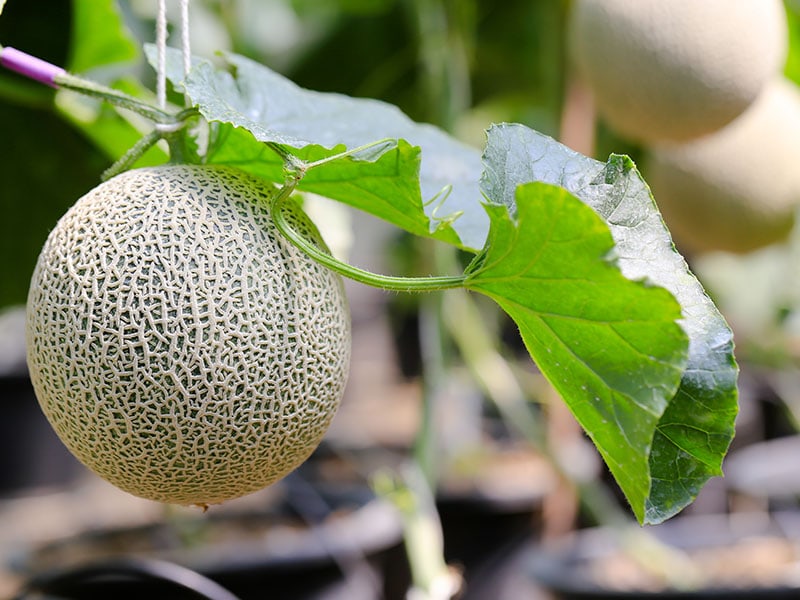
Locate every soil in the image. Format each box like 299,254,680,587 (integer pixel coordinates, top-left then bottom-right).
530,512,800,596
590,535,800,593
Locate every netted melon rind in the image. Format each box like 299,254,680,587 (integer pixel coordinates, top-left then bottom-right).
569,0,788,144
26,165,351,506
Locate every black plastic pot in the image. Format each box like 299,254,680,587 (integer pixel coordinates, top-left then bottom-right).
15,477,410,600
13,556,241,600
286,439,556,598
527,512,800,599
437,494,547,600
435,445,556,599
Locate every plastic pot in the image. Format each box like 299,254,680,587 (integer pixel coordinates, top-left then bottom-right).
527,512,800,599
15,478,409,600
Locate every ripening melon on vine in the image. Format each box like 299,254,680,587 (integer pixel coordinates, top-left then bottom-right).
25,165,351,507
645,78,800,255
568,0,788,144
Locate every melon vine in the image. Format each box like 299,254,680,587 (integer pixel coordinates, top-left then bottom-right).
1,1,738,524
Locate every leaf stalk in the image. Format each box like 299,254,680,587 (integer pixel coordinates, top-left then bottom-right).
54,72,178,123
270,172,466,292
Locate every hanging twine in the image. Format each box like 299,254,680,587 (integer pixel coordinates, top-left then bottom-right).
180,0,191,79
156,0,167,109
156,0,192,110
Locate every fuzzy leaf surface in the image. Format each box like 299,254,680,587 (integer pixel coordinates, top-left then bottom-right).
70,0,139,75
466,183,689,522
480,124,738,523
152,48,486,249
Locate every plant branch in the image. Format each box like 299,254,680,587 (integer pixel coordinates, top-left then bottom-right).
271,182,466,292
372,466,462,600
305,138,399,168
55,72,179,123
0,47,193,123
101,129,163,181
1,46,201,172
100,106,200,180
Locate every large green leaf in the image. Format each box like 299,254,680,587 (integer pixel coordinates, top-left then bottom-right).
465,183,689,521
152,48,486,250
201,121,458,246
69,0,138,75
480,124,738,523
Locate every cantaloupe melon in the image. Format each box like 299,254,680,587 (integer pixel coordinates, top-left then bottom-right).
568,0,788,144
26,165,351,506
645,79,800,254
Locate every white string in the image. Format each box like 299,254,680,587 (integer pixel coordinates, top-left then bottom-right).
156,0,167,109
180,0,191,78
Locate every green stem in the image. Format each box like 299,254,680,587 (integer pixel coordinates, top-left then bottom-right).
162,116,199,165
267,138,399,180
101,129,163,181
100,107,200,180
55,72,177,124
270,179,466,292
413,283,447,487
266,142,305,175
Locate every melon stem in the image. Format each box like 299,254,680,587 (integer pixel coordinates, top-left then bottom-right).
54,72,186,124
270,178,467,292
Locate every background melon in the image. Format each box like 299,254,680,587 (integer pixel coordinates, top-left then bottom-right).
645,78,800,255
25,165,351,506
568,0,788,144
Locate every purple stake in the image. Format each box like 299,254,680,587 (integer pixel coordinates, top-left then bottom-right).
0,47,65,88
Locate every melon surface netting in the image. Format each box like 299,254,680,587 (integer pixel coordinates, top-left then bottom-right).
26,165,351,506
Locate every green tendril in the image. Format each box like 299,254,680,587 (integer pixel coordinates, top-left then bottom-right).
270,180,466,293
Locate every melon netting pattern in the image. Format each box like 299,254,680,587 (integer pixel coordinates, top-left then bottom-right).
26,165,351,505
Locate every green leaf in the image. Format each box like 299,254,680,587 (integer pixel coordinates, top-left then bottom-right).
202,122,460,246
466,183,689,522
69,0,139,75
153,48,487,250
480,123,738,524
